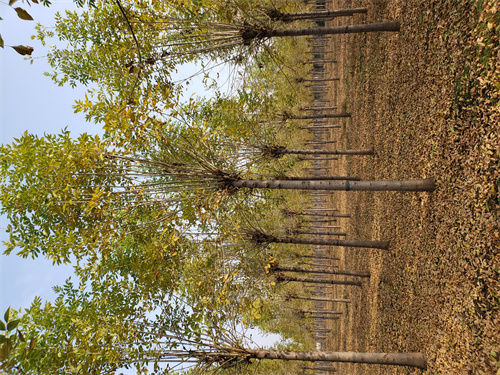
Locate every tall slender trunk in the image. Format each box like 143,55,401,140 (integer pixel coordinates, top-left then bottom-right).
286,113,351,119
291,212,349,218
294,231,347,236
297,309,343,315
297,77,340,82
244,22,401,41
230,178,435,192
287,295,352,304
299,106,338,111
283,176,360,181
299,125,342,129
278,274,362,286
269,8,368,22
247,349,426,369
251,232,389,249
285,148,374,155
275,265,370,278
303,59,337,64
297,157,339,161
300,255,340,261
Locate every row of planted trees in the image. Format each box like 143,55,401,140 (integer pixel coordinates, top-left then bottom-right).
0,0,429,373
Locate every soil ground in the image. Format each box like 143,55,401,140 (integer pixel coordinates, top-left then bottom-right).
316,1,500,374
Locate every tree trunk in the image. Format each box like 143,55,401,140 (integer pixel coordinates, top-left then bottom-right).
303,59,337,64
294,231,347,236
292,212,349,218
299,125,342,129
278,274,362,286
246,22,401,41
297,77,340,82
275,265,370,278
271,8,368,22
299,106,338,111
300,255,340,261
297,157,339,161
283,176,360,181
286,148,374,155
286,113,351,119
297,309,343,315
287,295,351,304
230,178,435,192
253,233,389,250
247,349,427,369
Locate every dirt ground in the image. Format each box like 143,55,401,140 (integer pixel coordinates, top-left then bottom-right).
319,1,500,374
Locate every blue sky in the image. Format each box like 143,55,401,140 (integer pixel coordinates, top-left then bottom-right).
1,0,95,314
0,0,280,351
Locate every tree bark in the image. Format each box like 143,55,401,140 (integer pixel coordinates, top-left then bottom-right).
294,231,347,236
299,125,342,129
278,274,362,286
247,349,427,369
286,148,374,155
282,176,360,181
286,113,351,119
297,157,339,161
300,255,340,261
247,22,401,40
230,178,435,192
287,295,351,304
297,77,340,82
292,212,349,218
270,8,368,22
297,309,343,315
254,233,389,250
299,106,338,111
275,265,370,278
303,59,337,64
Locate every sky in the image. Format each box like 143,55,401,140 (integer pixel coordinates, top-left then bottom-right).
0,0,280,352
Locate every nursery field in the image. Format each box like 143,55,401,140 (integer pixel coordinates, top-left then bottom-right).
320,1,500,374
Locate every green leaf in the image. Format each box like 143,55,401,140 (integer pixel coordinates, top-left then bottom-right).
9,0,18,5
4,308,10,323
0,321,5,331
17,329,25,342
14,7,34,21
0,34,4,48
6,319,20,331
0,334,5,344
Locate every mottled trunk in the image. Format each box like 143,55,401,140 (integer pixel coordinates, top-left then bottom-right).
287,113,350,119
299,106,338,111
283,176,360,181
286,148,373,155
266,235,389,250
298,309,343,315
301,255,340,261
273,8,368,22
297,157,339,161
299,125,342,129
303,59,337,64
297,77,340,82
229,178,435,192
294,231,347,236
247,349,427,369
249,22,401,40
277,274,362,286
295,212,349,218
287,295,351,304
275,265,370,278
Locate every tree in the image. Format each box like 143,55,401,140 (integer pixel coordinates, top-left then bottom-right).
2,288,427,373
246,229,389,250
